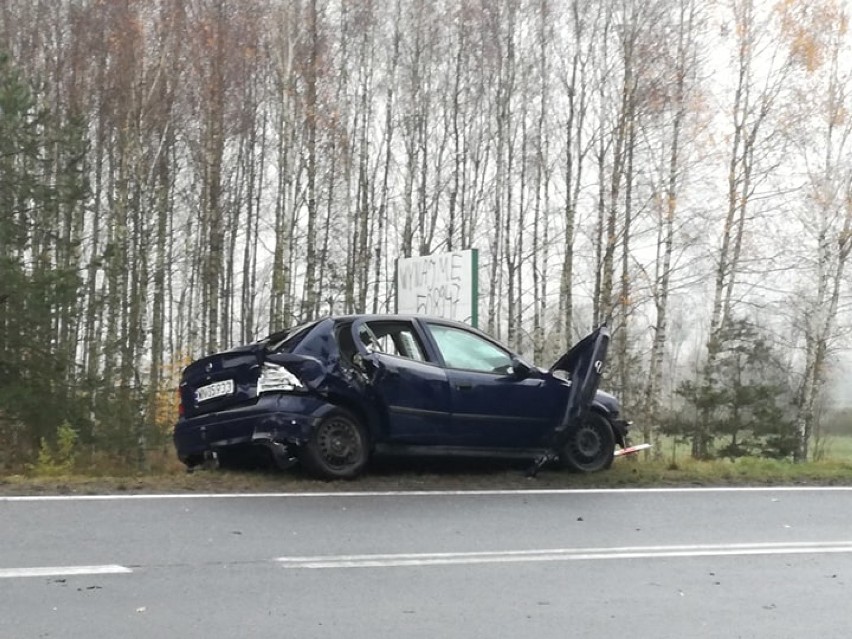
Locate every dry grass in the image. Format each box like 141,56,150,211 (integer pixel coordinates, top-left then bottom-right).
1,453,851,496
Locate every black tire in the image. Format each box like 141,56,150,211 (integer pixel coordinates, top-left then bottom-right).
301,409,369,479
559,412,616,473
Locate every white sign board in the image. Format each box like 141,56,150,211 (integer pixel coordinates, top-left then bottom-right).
396,249,479,327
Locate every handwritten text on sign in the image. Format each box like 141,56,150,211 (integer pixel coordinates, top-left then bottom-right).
396,250,477,325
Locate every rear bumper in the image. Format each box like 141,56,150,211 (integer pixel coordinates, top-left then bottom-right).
173,393,333,463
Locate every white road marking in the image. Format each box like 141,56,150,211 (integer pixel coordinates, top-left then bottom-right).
0,565,133,579
277,541,852,568
2,486,852,501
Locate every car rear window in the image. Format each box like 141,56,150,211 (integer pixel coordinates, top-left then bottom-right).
263,321,318,353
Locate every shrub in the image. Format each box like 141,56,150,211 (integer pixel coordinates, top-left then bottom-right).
33,421,78,476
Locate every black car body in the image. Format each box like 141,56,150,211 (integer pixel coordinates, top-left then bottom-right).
174,315,630,478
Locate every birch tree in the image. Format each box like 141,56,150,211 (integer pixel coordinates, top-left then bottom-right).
698,0,792,457
642,0,705,444
778,0,852,460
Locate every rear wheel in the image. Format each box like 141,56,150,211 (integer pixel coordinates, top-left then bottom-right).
559,412,615,473
301,409,369,479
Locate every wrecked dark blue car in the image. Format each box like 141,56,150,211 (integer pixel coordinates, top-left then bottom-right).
174,315,631,479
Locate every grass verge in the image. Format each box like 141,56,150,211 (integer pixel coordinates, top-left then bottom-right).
1,455,851,496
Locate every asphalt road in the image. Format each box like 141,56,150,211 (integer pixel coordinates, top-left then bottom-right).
1,487,851,638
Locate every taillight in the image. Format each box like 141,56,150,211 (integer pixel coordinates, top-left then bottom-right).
178,389,185,417
257,363,304,394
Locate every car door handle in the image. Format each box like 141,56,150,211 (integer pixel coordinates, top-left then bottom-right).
456,382,474,391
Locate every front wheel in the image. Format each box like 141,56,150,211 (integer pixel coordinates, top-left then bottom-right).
559,412,615,473
301,409,369,479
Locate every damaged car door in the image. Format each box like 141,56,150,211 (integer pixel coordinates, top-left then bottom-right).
423,321,561,447
349,318,453,444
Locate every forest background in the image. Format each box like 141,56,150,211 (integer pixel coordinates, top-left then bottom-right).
1,0,851,473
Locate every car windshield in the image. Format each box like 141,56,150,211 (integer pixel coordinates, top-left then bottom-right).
428,323,512,372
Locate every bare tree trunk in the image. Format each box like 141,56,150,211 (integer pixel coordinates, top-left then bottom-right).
644,0,694,450
373,0,401,313
270,6,298,329
199,1,227,354
301,0,320,319
789,7,852,459
532,0,550,362
615,116,635,403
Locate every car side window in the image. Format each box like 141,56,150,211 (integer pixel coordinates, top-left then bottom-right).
365,321,427,362
427,323,513,373
358,324,382,353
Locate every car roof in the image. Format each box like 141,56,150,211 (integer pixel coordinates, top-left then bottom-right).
263,314,489,345
329,314,478,330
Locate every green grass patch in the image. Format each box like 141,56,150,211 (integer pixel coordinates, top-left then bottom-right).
599,456,852,487
818,435,852,460
1,454,851,496
647,433,852,466
2,434,852,495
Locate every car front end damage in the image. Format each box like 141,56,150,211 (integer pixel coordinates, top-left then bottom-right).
591,389,631,448
529,323,615,476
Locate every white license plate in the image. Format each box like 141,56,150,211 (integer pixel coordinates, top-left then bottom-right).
195,379,234,403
